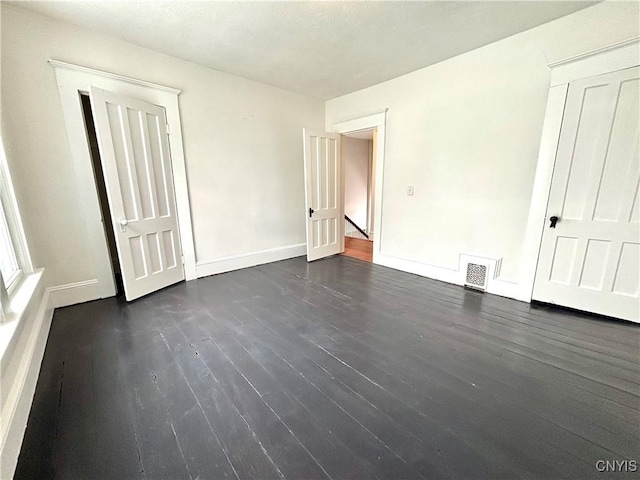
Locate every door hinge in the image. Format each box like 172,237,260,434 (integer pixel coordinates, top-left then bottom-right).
181,255,184,265
166,123,171,135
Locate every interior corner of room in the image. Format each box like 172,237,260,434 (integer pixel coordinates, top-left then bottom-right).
0,1,639,479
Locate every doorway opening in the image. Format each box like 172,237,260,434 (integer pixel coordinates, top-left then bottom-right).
341,128,375,263
80,93,123,296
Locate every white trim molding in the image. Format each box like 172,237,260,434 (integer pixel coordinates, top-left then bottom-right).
377,252,459,285
50,60,197,304
517,84,569,303
377,251,522,301
48,60,182,94
550,38,640,86
48,279,100,309
332,111,387,265
196,243,306,278
0,137,34,276
0,271,52,480
333,111,387,134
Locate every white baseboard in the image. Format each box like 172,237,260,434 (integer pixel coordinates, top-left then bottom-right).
376,252,461,285
488,278,527,302
0,284,53,479
196,243,306,278
375,251,525,302
48,279,100,309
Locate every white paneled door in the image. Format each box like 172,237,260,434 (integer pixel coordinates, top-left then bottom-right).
533,67,640,322
303,129,343,261
90,87,184,301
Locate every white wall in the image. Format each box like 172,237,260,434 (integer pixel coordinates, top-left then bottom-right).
326,1,639,292
343,136,370,230
0,4,324,290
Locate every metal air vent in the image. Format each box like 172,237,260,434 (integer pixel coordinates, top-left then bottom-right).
465,262,488,291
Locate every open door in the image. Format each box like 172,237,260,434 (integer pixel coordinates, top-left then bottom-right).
303,129,342,261
90,87,184,301
532,67,639,322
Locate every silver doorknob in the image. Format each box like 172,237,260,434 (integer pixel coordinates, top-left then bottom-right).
119,219,129,226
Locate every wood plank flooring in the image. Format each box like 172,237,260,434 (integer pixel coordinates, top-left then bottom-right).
15,255,640,480
343,237,373,262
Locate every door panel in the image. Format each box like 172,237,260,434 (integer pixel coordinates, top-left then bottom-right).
90,87,184,301
303,129,342,261
533,67,639,322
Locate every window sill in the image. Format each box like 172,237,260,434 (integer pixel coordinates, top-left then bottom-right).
0,269,45,368
5,270,22,297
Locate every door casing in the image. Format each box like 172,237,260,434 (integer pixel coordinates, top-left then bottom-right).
531,66,639,321
333,111,387,264
519,39,640,304
51,60,196,304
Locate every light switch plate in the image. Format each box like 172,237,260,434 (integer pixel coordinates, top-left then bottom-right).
406,186,414,196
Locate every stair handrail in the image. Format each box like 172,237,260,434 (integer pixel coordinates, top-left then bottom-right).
344,215,369,239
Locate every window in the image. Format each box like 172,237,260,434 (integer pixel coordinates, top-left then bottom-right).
0,197,20,288
0,135,32,299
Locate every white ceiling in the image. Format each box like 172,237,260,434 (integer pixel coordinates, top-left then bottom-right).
12,1,597,99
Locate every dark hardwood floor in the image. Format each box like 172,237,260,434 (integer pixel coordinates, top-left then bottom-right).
343,237,373,262
16,256,640,479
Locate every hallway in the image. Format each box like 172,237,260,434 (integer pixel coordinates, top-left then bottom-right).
342,237,373,263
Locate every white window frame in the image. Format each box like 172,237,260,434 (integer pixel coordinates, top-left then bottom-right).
0,135,35,314
0,199,20,290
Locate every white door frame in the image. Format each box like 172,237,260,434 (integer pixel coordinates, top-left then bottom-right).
50,60,197,300
518,38,640,303
333,111,387,264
